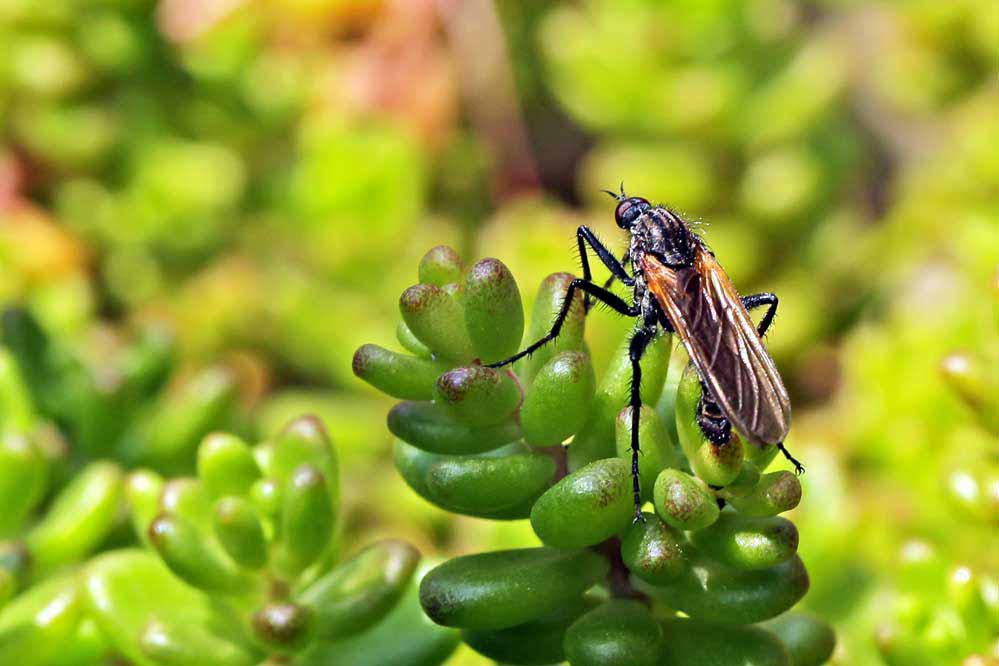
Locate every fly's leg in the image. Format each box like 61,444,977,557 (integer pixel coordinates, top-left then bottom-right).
628,323,658,523
742,292,778,337
487,280,638,369
740,293,805,475
577,226,633,313
595,249,631,303
776,443,805,475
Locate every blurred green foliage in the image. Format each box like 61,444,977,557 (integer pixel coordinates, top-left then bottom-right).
0,0,997,664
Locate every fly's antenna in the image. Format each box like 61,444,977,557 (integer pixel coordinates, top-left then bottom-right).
601,182,627,201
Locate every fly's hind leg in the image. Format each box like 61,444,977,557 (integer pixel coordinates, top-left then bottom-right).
628,323,658,523
776,442,805,475
742,292,778,337
741,293,804,475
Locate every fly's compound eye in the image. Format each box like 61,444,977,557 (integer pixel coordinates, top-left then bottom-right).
614,197,649,228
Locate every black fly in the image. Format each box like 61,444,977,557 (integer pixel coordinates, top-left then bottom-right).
488,186,802,522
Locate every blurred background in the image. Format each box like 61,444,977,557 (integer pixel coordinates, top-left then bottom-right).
0,0,995,664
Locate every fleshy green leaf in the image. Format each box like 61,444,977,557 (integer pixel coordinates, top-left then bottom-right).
620,512,688,585
351,345,446,400
432,365,520,427
463,258,525,364
521,351,596,447
563,600,663,666
387,401,519,455
653,468,720,531
531,458,634,548
419,548,609,629
689,510,799,570
296,540,420,641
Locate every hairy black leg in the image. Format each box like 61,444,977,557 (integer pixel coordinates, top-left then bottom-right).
743,292,803,473
487,280,638,369
598,249,631,293
629,324,657,523
742,292,778,337
577,226,633,313
777,442,805,475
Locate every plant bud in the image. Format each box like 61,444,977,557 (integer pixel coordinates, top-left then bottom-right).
620,513,688,584
531,458,634,548
675,363,743,486
197,433,260,499
399,284,474,362
433,365,520,427
653,468,719,531
521,351,595,447
351,345,446,400
615,406,676,501
689,510,799,570
729,471,802,516
563,600,664,666
418,245,465,286
213,497,268,570
419,548,608,629
463,258,525,364
297,540,420,641
387,401,519,455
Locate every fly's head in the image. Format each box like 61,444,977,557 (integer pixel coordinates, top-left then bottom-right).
603,185,650,231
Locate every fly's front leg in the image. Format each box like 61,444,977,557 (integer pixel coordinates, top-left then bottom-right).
742,292,778,337
628,323,657,523
577,226,633,313
596,249,631,298
487,280,638,369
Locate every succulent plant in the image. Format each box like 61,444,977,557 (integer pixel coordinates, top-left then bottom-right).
0,412,456,664
356,245,836,665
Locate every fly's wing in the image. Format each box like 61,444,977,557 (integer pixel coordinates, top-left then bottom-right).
640,250,791,445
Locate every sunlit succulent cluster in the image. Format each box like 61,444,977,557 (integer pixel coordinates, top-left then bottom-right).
354,245,836,665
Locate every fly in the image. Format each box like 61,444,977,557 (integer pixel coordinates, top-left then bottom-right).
488,186,802,521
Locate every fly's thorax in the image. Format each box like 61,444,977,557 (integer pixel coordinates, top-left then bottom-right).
632,207,695,268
